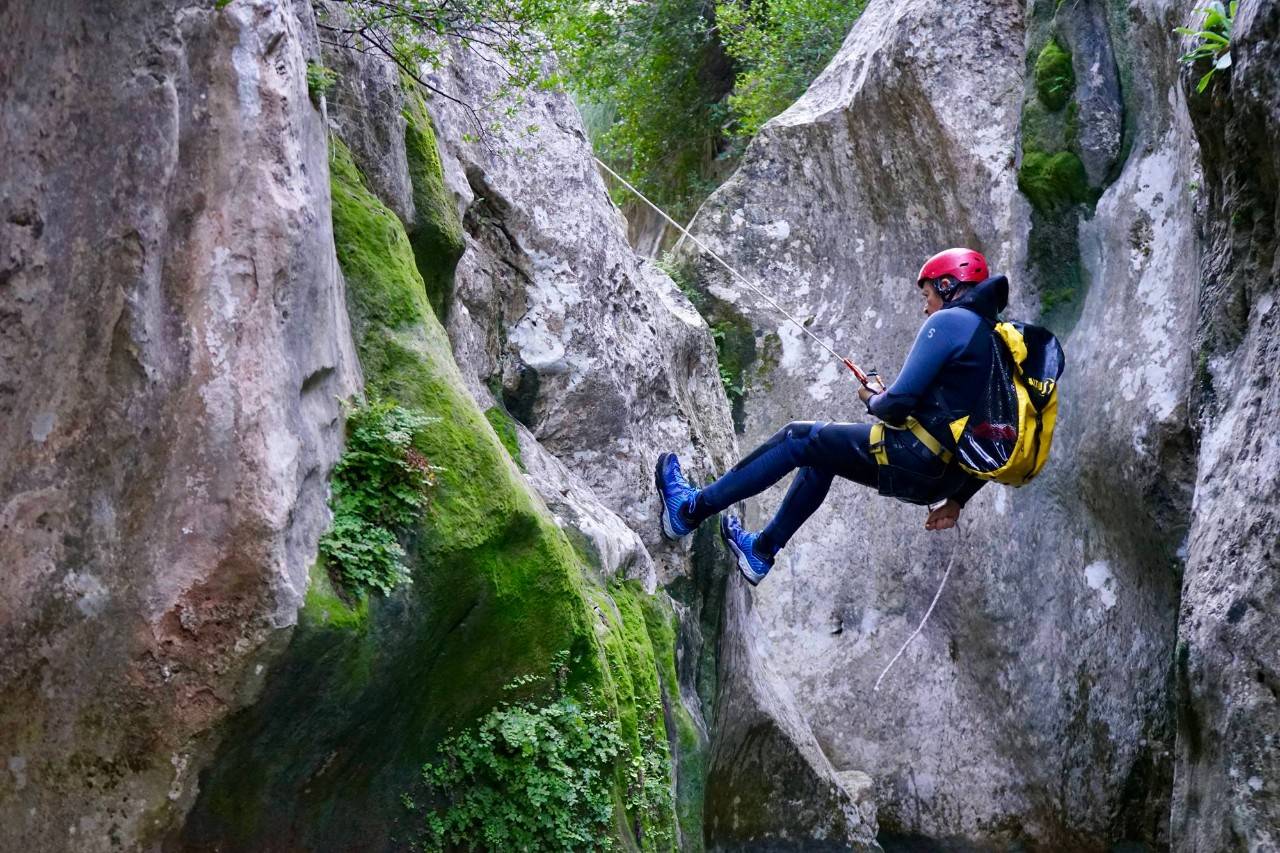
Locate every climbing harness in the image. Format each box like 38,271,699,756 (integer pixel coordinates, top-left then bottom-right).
593,156,877,389
873,525,961,692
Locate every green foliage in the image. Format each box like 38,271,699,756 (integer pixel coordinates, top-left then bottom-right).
1034,38,1074,111
657,251,703,308
414,644,673,852
1018,150,1091,213
313,0,560,131
556,0,726,222
306,61,338,104
1175,1,1236,93
416,669,622,850
557,0,865,221
709,325,745,402
716,0,867,139
319,399,437,597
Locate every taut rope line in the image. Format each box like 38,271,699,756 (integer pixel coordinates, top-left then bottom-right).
593,156,873,387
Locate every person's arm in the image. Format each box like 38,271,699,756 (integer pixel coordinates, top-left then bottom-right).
950,476,985,507
864,312,967,424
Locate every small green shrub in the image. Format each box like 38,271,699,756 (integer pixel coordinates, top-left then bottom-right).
319,399,437,597
1034,39,1075,111
1175,2,1236,93
412,658,625,851
306,61,338,105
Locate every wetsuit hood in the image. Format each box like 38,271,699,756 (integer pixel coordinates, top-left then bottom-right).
943,275,1008,321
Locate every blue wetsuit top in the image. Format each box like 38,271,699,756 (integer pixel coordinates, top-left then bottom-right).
867,275,1010,505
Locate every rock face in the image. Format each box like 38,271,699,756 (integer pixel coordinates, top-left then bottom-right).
0,1,356,850
681,0,1223,846
419,45,879,850
1174,1,1280,848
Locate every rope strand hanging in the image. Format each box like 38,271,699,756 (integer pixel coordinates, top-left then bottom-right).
593,156,874,388
873,524,962,692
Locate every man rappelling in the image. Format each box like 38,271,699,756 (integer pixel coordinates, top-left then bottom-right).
655,247,1063,586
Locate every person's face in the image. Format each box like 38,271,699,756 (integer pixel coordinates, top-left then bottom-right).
919,281,944,316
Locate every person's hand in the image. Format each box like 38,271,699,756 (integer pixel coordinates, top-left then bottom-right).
858,373,886,404
925,499,961,531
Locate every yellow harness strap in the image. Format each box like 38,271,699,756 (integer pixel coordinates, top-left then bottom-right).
869,423,888,466
870,417,953,466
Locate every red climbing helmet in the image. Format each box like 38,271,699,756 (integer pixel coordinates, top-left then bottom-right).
917,248,989,286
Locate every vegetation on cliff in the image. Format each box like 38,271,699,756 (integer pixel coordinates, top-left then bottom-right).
184,122,680,849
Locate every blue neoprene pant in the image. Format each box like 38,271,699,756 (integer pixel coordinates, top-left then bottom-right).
690,420,973,554
690,421,877,554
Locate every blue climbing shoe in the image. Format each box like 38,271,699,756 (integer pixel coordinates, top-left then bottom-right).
655,452,699,540
721,515,774,586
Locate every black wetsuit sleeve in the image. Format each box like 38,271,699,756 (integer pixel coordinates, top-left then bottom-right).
868,311,969,425
951,475,986,507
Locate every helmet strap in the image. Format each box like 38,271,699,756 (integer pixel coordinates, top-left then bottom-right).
935,275,962,301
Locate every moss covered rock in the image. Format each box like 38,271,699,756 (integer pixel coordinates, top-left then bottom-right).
181,137,677,851
1020,98,1069,155
1018,150,1091,213
1034,38,1075,111
402,85,465,321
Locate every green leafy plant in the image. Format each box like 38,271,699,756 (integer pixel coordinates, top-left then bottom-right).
319,398,438,597
411,654,644,851
306,61,338,105
556,0,727,222
1176,1,1237,93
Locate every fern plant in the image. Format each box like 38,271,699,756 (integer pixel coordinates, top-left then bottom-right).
1175,1,1237,93
319,399,438,597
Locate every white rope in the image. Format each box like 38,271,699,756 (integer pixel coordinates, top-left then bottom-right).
873,525,961,692
592,156,867,382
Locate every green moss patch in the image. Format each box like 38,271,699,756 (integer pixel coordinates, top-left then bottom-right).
1018,150,1091,213
636,587,706,851
182,135,677,851
1020,99,1069,155
402,84,466,321
1034,38,1075,110
484,405,524,470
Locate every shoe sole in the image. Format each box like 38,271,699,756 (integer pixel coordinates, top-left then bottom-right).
721,516,766,587
655,453,681,541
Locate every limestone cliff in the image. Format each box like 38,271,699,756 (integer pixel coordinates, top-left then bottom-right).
3,0,1277,849
1,1,876,850
0,2,357,848
680,0,1277,848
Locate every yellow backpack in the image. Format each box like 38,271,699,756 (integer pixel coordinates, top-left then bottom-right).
947,320,1064,485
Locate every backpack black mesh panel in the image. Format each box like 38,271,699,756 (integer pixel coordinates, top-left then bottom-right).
954,333,1020,474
